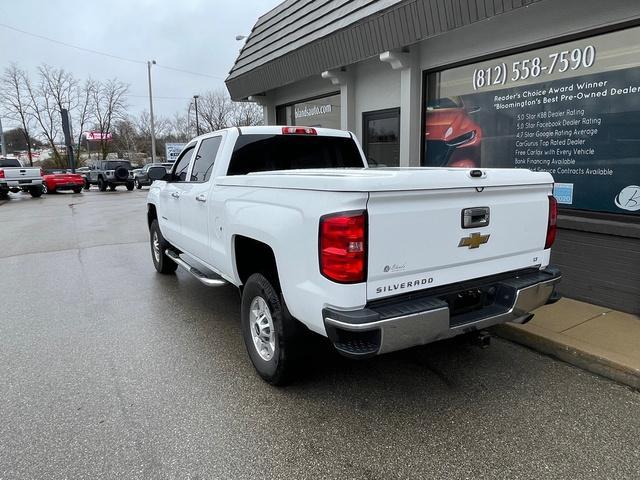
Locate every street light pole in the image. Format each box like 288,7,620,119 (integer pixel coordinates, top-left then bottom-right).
147,60,157,163
193,95,200,136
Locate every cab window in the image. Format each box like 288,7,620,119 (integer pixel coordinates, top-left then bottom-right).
190,136,222,182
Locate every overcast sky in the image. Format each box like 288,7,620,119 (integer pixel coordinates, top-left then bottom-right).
0,0,281,128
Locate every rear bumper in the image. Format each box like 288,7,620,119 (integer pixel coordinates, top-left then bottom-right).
323,266,561,358
1,179,42,188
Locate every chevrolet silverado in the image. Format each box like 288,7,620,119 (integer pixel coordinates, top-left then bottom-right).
146,126,561,384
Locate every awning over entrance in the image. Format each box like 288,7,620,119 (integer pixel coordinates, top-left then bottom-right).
225,0,542,100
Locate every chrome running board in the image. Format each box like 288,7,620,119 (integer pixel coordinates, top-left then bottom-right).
165,250,227,287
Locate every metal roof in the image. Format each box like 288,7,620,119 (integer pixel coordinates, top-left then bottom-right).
226,0,541,100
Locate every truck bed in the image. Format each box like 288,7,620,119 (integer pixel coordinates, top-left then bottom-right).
215,167,553,192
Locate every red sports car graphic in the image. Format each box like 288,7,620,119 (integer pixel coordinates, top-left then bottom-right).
425,97,482,168
42,171,85,194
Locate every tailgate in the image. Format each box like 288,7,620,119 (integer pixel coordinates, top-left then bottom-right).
366,184,552,300
4,168,40,180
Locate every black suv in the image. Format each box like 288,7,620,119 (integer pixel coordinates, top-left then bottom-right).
86,159,135,191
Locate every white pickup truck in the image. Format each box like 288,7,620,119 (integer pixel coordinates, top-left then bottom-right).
0,159,44,199
146,126,561,384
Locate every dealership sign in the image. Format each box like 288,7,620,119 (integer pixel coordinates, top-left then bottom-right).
85,131,112,141
165,143,186,162
424,27,640,216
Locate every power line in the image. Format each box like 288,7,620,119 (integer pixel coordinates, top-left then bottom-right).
0,22,227,80
0,23,145,65
156,64,225,80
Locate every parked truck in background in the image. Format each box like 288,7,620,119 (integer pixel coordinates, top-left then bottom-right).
145,126,561,385
0,158,44,199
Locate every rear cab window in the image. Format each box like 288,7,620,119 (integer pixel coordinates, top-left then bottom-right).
226,134,364,176
0,159,22,167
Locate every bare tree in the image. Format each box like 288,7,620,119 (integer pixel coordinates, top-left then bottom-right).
0,64,35,165
196,90,235,132
170,111,194,142
91,79,129,159
24,70,64,164
74,78,96,164
231,101,263,127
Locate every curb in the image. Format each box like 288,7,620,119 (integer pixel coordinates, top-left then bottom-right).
493,323,640,391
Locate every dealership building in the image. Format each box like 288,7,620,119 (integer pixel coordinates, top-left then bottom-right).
226,0,640,314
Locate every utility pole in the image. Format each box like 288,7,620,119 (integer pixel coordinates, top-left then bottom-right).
193,95,200,135
0,117,6,157
147,60,157,163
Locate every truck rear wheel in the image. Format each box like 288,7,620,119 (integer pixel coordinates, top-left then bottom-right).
29,186,43,198
150,220,178,274
98,178,107,192
241,273,300,385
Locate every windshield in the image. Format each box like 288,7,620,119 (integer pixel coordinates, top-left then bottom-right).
227,134,364,176
0,159,22,167
104,161,132,170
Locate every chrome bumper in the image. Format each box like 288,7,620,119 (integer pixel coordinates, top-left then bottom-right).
323,267,561,358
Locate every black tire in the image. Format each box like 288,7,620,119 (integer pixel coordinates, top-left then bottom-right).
241,273,301,385
135,180,142,189
84,179,90,190
150,220,178,274
98,178,107,192
0,190,9,200
126,181,134,191
109,184,116,191
73,187,82,194
29,185,43,198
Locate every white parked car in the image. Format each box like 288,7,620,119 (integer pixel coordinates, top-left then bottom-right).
146,126,561,384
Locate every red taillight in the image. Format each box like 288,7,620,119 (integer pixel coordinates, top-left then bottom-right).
282,126,317,135
545,196,558,249
0,169,4,179
319,211,367,283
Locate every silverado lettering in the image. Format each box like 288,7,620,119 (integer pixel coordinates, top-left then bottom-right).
376,277,434,294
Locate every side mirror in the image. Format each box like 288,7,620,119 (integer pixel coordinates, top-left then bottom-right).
148,166,168,181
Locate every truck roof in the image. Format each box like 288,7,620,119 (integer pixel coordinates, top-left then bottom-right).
190,126,353,143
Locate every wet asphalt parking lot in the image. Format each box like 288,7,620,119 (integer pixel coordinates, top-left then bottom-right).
1,188,639,479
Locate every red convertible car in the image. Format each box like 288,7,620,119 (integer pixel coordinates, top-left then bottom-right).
42,171,85,194
425,96,482,168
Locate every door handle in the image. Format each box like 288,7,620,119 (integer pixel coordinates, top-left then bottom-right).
171,192,181,199
195,194,207,203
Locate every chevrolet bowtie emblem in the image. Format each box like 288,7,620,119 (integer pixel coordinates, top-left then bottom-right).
458,232,490,249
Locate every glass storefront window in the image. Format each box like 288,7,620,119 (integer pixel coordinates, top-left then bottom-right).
363,108,400,167
424,26,640,216
276,93,341,129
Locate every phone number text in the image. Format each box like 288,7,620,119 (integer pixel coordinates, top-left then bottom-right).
472,46,596,91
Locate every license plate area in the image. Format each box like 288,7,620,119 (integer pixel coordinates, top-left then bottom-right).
445,283,516,327
19,180,30,184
